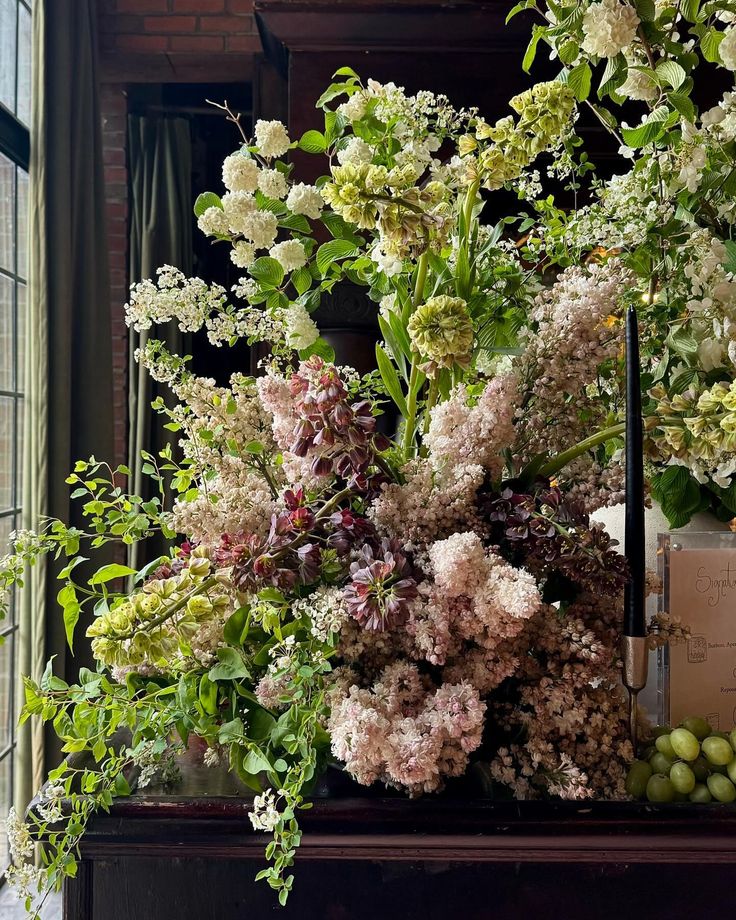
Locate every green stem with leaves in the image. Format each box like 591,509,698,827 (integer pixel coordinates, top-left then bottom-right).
402,250,430,458
538,422,626,479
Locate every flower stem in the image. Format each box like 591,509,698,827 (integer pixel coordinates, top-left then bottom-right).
538,422,626,479
401,252,430,459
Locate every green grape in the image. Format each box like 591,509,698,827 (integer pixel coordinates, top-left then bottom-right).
727,757,736,785
689,783,713,804
655,734,676,759
730,728,736,752
707,773,736,803
646,774,675,803
640,745,656,762
625,760,653,799
670,762,696,794
680,716,712,741
702,736,734,767
650,752,674,776
692,757,710,783
669,728,700,762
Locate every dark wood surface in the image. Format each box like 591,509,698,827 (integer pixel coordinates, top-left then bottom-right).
59,751,736,920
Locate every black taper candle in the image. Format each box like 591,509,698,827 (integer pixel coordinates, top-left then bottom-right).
624,305,646,638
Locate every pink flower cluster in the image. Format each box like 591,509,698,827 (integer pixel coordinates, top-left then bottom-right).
328,661,485,795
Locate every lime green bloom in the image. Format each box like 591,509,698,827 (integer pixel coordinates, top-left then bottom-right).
407,295,474,371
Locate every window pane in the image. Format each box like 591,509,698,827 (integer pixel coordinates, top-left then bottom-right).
17,2,30,125
0,629,13,751
0,515,14,625
0,0,16,115
0,752,10,874
17,165,28,281
0,396,14,511
0,275,11,391
0,152,14,273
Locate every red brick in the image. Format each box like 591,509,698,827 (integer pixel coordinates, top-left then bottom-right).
103,147,126,166
225,33,260,52
168,34,225,52
115,33,169,52
117,0,168,11
198,14,250,32
173,0,224,11
143,15,196,31
105,166,128,184
225,0,254,13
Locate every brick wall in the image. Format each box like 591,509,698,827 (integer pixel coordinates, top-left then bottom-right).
95,0,259,467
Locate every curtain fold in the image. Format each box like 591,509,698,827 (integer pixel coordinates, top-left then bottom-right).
127,115,192,572
15,0,114,811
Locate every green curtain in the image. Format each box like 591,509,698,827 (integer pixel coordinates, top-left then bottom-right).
15,0,113,811
127,115,192,572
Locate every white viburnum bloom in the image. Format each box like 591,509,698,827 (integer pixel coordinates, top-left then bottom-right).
222,153,259,193
285,182,324,219
222,190,258,235
269,238,307,272
241,209,279,249
370,243,403,277
283,303,319,351
702,104,726,128
197,205,229,237
721,28,736,71
619,65,658,102
337,90,368,122
254,119,291,158
698,338,725,372
231,240,256,268
257,167,289,200
337,136,373,166
581,0,639,58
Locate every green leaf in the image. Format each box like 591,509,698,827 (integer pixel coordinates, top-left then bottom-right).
218,718,245,744
668,91,696,122
634,0,656,21
57,585,80,652
320,211,360,241
332,66,360,79
681,0,701,22
208,647,250,681
224,606,251,646
299,337,335,363
315,239,360,276
568,61,592,102
298,130,327,154
193,191,223,218
522,25,544,73
291,266,312,296
242,748,273,776
249,257,285,288
701,28,724,64
507,0,539,23
599,54,626,97
656,60,686,90
248,708,277,742
89,563,137,585
621,105,670,148
198,674,219,715
375,344,408,417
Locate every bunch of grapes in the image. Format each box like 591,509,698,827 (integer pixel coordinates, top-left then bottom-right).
626,717,736,803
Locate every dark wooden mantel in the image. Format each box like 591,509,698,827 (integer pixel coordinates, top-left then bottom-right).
61,754,736,920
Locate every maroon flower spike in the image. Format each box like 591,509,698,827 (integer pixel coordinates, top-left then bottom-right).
343,539,418,631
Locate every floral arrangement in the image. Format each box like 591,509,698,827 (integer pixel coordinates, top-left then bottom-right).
7,0,735,911
514,0,736,524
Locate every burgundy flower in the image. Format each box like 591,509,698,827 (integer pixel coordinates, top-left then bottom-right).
343,539,418,631
327,508,376,556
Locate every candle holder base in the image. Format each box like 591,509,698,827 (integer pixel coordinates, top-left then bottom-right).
622,635,649,753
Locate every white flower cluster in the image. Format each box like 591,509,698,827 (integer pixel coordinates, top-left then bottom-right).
721,28,736,71
285,182,324,219
254,119,291,158
282,303,319,351
249,789,282,832
581,0,639,59
619,61,658,103
222,153,259,193
125,265,228,333
5,807,44,902
292,586,350,643
269,238,307,272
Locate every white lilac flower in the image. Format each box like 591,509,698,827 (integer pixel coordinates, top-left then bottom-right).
254,119,291,158
581,0,639,58
721,28,736,71
269,239,307,272
125,266,228,333
283,303,319,351
231,240,256,268
241,210,279,250
198,205,230,237
222,153,259,193
285,182,324,219
257,168,289,199
222,190,258,235
337,137,374,166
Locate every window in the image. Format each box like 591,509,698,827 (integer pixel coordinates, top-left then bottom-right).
0,0,30,880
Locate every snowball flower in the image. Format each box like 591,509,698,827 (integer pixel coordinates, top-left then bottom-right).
198,205,229,237
222,190,258,235
257,168,288,199
722,29,736,71
283,303,319,351
254,119,291,158
269,238,307,272
222,153,259,193
241,209,279,249
581,0,639,58
230,240,255,268
698,338,725,372
337,137,374,166
619,65,658,103
286,182,324,220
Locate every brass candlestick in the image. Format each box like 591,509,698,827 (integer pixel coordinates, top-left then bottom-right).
622,634,648,753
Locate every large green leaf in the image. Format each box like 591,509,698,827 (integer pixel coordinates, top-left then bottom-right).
316,239,360,276
89,563,137,585
375,344,409,417
249,256,285,287
298,130,327,154
568,61,592,102
193,191,222,218
208,647,250,681
621,106,671,148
